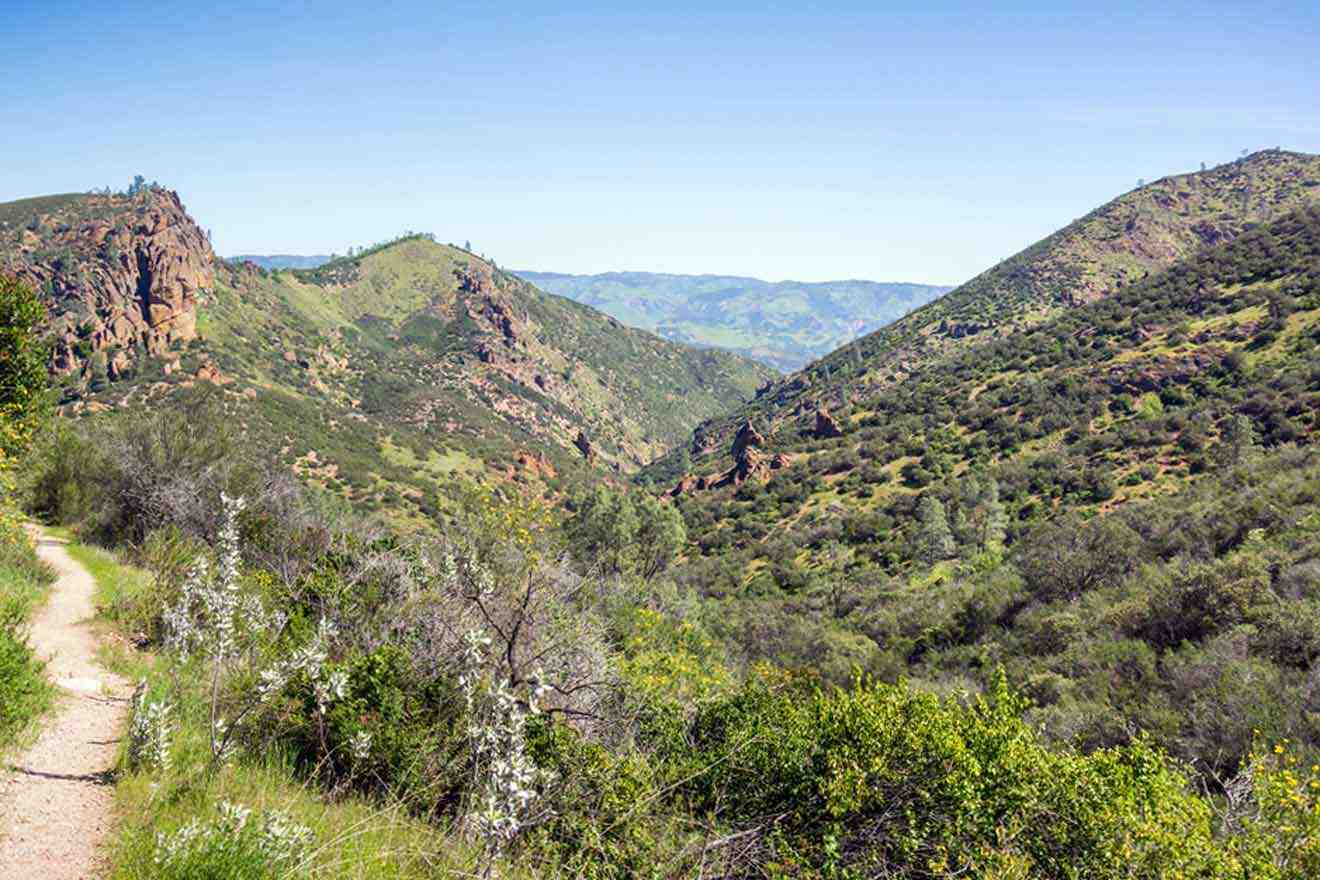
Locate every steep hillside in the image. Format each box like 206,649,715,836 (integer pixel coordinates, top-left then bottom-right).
657,203,1320,587
518,270,952,371
658,150,1320,478
204,240,774,473
1,189,773,519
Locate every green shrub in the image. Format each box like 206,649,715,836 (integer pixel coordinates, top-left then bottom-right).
0,521,54,749
669,673,1226,878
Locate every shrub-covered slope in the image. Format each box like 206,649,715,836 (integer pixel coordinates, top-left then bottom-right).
656,149,1320,482
660,204,1320,583
518,270,952,371
204,239,774,474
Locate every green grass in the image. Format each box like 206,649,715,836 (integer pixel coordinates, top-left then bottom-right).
109,749,476,880
0,521,55,757
63,539,153,620
61,539,159,679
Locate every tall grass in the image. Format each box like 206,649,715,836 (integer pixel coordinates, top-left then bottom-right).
0,520,55,754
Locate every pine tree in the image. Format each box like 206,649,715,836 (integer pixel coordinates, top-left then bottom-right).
950,506,971,554
635,495,686,578
1220,414,1259,466
916,496,956,565
980,478,1007,549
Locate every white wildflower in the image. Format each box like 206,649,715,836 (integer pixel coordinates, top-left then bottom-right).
126,680,173,772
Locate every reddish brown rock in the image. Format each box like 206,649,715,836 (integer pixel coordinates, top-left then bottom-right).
670,474,699,497
2,189,214,384
733,446,764,483
107,350,132,380
574,430,595,461
730,420,765,461
515,450,557,479
813,408,844,439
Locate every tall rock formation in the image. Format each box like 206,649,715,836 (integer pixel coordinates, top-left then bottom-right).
0,188,214,384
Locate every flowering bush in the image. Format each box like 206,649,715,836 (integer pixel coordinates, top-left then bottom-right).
126,679,173,772
459,628,555,868
162,494,279,665
153,801,313,880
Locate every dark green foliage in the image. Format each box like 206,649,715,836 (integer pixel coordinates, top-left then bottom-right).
565,487,686,577
297,644,467,814
1015,514,1141,602
0,520,54,750
0,275,50,459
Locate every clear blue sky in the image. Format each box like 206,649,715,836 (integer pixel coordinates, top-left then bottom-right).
4,1,1317,284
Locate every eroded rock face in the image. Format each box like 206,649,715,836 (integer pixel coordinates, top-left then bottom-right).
574,430,595,461
1,189,214,383
730,420,765,461
813,408,844,439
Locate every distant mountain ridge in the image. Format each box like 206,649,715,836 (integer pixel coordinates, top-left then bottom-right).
230,254,332,270
516,270,953,371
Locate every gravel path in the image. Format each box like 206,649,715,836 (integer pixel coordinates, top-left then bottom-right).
0,530,129,878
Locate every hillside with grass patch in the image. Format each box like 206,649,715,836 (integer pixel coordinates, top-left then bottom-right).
656,149,1320,483
654,204,1320,589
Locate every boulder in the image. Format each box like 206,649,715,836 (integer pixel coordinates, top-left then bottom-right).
730,420,765,460
574,430,595,461
813,408,844,439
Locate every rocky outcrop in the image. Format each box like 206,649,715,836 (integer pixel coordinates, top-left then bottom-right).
668,474,700,498
1,189,214,384
730,420,765,461
732,445,764,483
514,450,556,479
194,362,225,384
1103,350,1224,394
937,320,988,339
812,408,844,439
574,430,595,461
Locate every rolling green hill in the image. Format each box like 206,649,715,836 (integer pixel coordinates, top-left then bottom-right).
518,270,952,371
201,238,775,478
1,189,774,522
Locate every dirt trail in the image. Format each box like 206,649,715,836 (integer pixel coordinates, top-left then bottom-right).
0,530,129,879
